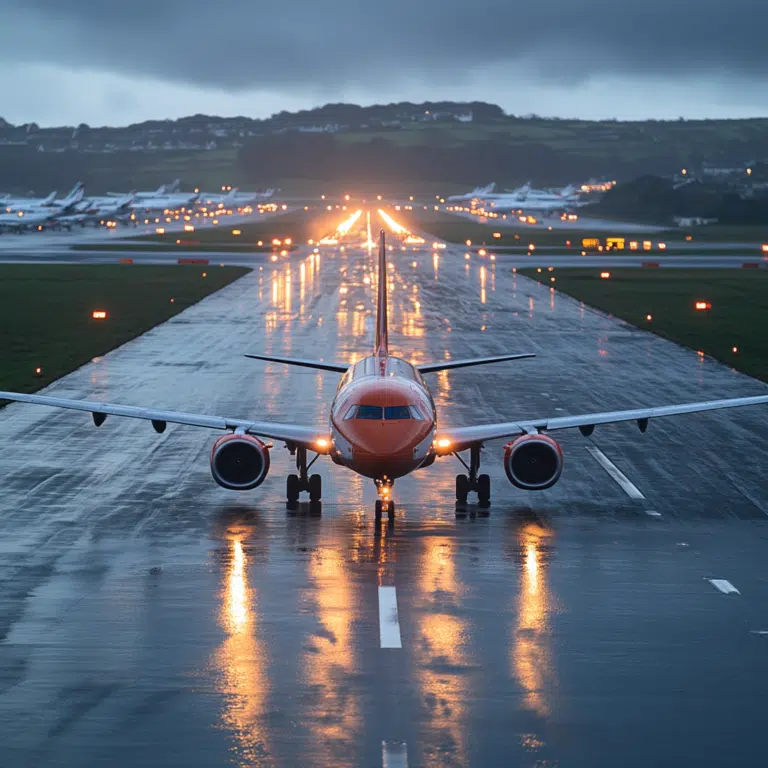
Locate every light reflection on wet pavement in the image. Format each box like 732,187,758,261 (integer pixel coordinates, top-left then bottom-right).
0,233,767,767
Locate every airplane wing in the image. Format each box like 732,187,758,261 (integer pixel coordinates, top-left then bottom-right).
418,353,535,374
244,354,348,373
0,391,330,453
435,395,768,453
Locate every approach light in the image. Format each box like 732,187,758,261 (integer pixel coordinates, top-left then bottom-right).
600,272,611,279
646,314,653,321
232,229,241,236
92,310,107,320
35,367,42,375
695,301,711,311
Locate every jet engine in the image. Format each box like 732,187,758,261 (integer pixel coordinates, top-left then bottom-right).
210,433,270,490
503,434,563,490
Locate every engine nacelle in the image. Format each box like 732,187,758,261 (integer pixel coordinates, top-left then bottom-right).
504,434,563,490
210,433,270,491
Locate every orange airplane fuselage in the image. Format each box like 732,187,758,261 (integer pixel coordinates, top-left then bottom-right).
329,354,436,483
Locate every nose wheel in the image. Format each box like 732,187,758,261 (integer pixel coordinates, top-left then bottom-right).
455,444,491,508
375,499,396,522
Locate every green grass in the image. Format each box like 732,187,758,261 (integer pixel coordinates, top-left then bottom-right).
519,268,768,381
0,265,249,396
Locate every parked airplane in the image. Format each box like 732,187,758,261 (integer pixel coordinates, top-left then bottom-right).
201,188,277,207
448,181,584,211
131,189,201,211
2,183,85,214
446,183,497,202
106,179,181,199
2,230,767,519
57,194,136,228
1,190,57,211
0,209,58,233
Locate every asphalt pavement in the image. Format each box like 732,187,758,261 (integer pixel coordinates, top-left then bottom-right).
0,240,767,767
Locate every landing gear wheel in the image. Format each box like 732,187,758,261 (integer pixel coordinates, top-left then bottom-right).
477,473,491,507
309,474,322,502
375,499,383,521
287,474,300,504
456,474,469,504
387,501,396,521
309,500,322,516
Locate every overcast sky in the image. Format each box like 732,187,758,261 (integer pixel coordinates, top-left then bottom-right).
1,0,766,126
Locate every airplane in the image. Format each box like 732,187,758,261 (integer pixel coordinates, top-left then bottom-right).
1,230,767,521
201,188,277,207
448,182,585,211
56,195,136,229
2,183,85,214
1,190,58,211
446,183,497,202
106,179,181,199
131,190,201,212
0,209,59,233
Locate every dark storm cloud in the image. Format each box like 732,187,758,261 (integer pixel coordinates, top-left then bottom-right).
0,0,766,92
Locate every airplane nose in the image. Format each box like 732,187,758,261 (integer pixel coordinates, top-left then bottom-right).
340,420,426,458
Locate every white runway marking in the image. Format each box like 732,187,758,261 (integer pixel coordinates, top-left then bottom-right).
382,740,409,767
645,510,662,518
378,586,402,649
586,446,646,499
708,579,740,595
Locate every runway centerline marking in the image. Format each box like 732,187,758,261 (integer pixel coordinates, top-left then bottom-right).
708,579,740,595
586,446,646,499
382,740,409,767
378,586,402,649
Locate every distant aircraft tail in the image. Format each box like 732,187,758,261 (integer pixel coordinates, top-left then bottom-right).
168,179,181,194
63,182,85,205
224,188,240,202
375,229,389,360
42,191,57,205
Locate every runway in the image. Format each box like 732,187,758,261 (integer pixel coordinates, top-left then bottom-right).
1,241,767,766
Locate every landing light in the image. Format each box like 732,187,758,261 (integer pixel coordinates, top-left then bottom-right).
315,438,330,450
436,438,452,450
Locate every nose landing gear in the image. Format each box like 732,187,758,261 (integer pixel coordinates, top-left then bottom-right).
375,478,395,522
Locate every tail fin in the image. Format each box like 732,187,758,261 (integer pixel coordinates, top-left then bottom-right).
43,191,57,205
375,229,388,359
63,182,84,204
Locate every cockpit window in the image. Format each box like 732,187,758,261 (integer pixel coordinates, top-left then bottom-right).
355,405,383,419
384,405,411,420
343,405,358,420
409,405,425,420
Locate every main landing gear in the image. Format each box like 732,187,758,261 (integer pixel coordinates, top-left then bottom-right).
455,444,491,509
286,445,322,512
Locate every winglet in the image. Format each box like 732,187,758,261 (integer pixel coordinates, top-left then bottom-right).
375,229,388,359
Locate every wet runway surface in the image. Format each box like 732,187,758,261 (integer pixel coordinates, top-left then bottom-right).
1,241,768,766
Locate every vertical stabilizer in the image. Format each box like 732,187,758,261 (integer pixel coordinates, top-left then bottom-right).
375,229,389,359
